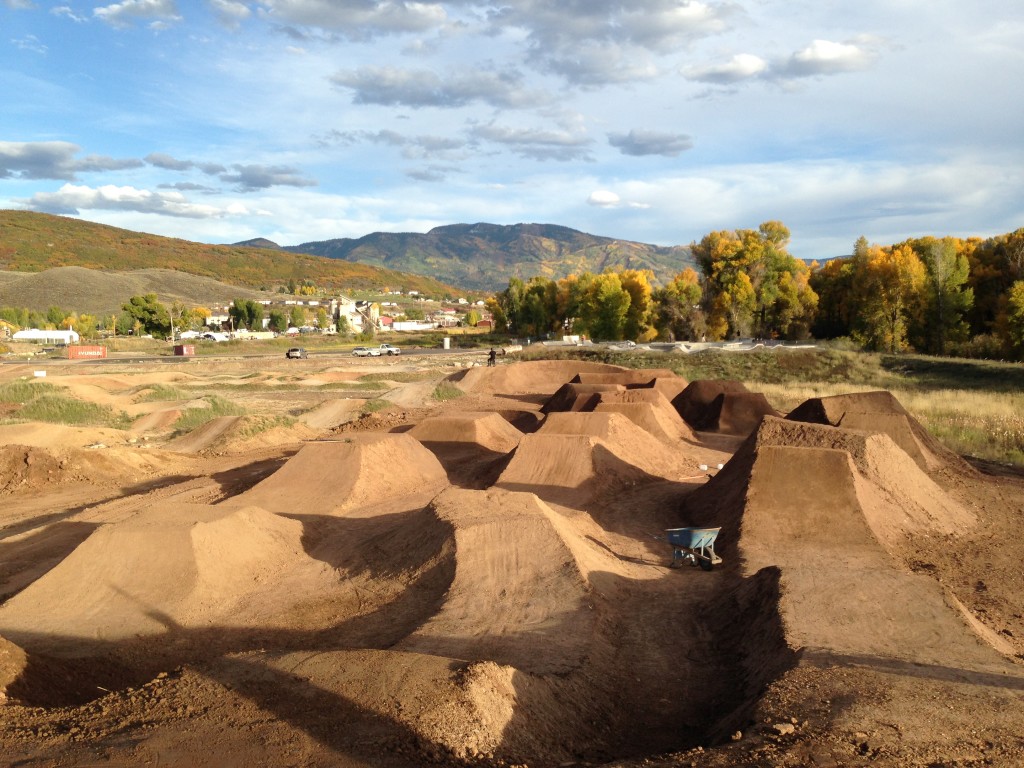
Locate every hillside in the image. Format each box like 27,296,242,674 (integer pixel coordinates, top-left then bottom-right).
282,222,695,291
0,211,460,302
0,267,281,317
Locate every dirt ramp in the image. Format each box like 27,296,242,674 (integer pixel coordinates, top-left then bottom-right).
0,503,308,648
541,382,624,414
452,359,628,395
627,375,690,403
739,445,1002,669
408,412,523,453
787,390,969,473
672,379,749,429
594,402,695,443
570,369,678,386
400,487,595,675
682,416,993,668
716,391,781,437
232,433,449,514
162,415,241,453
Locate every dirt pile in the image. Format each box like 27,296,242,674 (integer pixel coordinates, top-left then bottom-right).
0,503,313,648
682,416,1000,671
570,369,679,386
674,381,780,437
233,433,449,514
541,382,625,413
787,390,971,473
407,412,524,454
452,359,628,395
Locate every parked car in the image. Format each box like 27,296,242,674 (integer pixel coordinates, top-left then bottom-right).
352,346,381,357
285,347,308,359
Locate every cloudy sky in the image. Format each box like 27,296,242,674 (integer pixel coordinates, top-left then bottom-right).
2,0,1022,261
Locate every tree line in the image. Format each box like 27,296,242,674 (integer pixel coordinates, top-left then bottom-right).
485,221,817,344
486,221,1024,361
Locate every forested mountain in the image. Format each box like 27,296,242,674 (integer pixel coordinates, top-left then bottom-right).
0,211,458,297
280,223,695,292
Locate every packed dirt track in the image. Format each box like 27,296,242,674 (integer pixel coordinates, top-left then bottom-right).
1,355,1023,767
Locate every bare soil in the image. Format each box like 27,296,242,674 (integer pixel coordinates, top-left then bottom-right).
0,356,1022,768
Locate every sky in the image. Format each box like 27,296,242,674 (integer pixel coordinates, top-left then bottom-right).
1,0,1023,263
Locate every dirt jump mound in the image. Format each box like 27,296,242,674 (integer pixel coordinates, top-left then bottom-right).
786,390,969,473
570,369,679,386
407,412,524,454
451,359,630,395
498,412,695,505
0,503,309,649
400,487,595,675
672,381,779,436
232,433,449,514
541,382,624,414
681,416,1000,671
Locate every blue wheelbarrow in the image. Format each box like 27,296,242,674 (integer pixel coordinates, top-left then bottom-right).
666,527,722,571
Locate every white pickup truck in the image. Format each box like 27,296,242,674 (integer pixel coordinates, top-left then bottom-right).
379,343,402,356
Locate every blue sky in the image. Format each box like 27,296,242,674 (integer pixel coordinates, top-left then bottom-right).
2,0,1022,262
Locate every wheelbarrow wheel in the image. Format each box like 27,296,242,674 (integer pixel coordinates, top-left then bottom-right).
698,555,714,571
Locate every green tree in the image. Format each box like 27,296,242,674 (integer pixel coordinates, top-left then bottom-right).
915,238,973,355
289,305,306,328
46,305,68,328
229,299,265,331
1003,280,1024,358
315,307,329,329
122,294,171,337
268,309,288,333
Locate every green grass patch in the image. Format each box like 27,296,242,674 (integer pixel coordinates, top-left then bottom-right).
233,413,297,439
17,394,132,429
0,379,55,404
173,395,247,434
360,398,391,414
431,381,465,401
133,383,189,402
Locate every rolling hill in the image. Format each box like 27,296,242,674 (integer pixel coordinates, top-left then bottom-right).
271,222,695,291
0,211,461,313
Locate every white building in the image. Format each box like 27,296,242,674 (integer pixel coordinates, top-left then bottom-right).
13,329,80,345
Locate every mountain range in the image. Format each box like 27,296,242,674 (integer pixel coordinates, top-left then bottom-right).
239,222,695,292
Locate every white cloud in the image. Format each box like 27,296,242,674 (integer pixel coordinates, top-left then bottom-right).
588,189,620,207
11,34,47,54
608,129,693,157
94,0,182,28
330,65,548,109
471,122,593,161
51,5,88,22
208,0,251,28
0,141,142,180
21,183,231,218
683,53,767,84
256,0,447,39
780,39,872,77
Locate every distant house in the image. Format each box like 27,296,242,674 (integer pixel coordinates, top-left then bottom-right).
13,329,80,345
475,319,493,330
0,319,17,338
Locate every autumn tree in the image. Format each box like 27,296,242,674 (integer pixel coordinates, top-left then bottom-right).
854,243,926,353
619,269,655,340
652,268,704,341
582,271,631,340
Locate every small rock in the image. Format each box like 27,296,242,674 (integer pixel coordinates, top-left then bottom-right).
730,730,742,741
773,723,796,736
